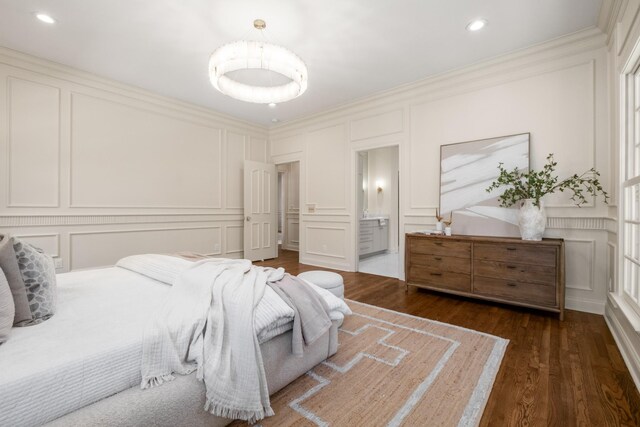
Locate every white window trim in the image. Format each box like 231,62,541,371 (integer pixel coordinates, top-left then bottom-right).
619,60,640,322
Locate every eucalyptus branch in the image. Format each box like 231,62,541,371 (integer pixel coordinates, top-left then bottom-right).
485,154,609,208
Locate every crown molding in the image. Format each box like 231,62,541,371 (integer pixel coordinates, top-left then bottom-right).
598,0,624,43
270,27,606,137
0,45,268,135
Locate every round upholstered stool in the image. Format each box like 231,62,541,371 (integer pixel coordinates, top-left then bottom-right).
297,270,344,299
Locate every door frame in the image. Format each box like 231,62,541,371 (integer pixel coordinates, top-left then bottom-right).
273,153,303,259
352,140,403,278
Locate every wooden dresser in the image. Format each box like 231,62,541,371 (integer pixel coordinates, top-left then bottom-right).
404,233,565,319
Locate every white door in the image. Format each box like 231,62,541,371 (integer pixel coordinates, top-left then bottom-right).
244,160,277,261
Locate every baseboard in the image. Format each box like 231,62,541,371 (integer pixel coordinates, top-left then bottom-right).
565,296,605,314
281,245,299,252
605,310,640,391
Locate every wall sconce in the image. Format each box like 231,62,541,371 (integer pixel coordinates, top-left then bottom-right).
376,179,384,193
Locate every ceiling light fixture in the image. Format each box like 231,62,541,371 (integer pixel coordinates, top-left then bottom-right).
466,19,487,32
271,118,279,123
268,102,277,108
209,19,308,104
35,12,56,24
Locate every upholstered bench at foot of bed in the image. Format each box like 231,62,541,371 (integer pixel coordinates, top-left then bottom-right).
298,270,345,299
45,320,340,427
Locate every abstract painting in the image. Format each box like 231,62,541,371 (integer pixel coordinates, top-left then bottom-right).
439,133,529,237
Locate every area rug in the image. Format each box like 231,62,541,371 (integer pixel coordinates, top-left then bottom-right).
250,300,508,427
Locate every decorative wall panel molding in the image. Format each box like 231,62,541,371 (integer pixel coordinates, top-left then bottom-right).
13,233,60,257
545,216,608,230
68,226,222,270
7,77,61,208
404,215,611,231
564,239,596,291
0,214,243,227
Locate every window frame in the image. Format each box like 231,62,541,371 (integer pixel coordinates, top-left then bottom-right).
620,65,640,317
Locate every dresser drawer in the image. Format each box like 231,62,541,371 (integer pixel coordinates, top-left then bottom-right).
409,238,471,258
474,243,556,267
474,260,556,285
360,221,374,229
474,276,557,306
409,253,470,274
359,235,373,243
408,265,471,292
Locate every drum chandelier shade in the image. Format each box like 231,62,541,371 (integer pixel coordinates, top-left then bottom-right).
209,20,308,104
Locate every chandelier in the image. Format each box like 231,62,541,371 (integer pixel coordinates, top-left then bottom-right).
209,19,308,104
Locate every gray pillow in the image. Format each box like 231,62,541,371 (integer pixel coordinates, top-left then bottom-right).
0,234,31,324
0,268,14,344
13,239,57,326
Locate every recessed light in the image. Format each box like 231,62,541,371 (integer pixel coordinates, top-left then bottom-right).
466,19,487,32
35,13,56,24
268,103,277,108
271,118,279,123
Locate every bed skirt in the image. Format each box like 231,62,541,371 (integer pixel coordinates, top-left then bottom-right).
45,320,340,427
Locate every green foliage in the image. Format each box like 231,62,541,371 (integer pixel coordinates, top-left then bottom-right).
485,154,609,208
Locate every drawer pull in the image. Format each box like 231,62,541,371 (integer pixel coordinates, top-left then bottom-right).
506,247,517,251
506,282,517,287
430,272,442,276
434,257,442,261
506,265,517,269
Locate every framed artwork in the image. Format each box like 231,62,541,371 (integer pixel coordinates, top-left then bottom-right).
439,133,530,237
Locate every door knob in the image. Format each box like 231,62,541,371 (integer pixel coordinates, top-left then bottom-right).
246,216,251,222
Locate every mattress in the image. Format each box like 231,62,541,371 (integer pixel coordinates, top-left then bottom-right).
0,266,336,427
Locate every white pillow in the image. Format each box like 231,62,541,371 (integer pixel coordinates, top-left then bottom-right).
0,268,15,344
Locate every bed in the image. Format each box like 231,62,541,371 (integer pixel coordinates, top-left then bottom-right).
0,260,346,427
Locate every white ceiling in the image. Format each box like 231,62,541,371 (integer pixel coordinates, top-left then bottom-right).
0,0,603,127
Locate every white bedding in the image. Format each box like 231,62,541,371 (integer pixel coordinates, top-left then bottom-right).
0,264,348,427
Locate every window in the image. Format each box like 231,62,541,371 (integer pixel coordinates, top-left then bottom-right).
622,70,640,314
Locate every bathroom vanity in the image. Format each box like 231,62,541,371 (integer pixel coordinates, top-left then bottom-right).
359,217,389,257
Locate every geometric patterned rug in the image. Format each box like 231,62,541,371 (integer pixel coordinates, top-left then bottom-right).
255,300,508,427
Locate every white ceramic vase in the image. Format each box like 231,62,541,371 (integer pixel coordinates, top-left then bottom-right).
517,199,546,241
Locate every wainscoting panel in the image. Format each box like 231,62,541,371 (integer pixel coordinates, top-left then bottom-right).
225,224,243,254
284,216,300,251
226,131,246,210
69,92,223,209
301,221,352,270
8,77,60,207
305,225,347,259
69,226,222,270
14,233,60,257
305,124,348,212
564,239,596,291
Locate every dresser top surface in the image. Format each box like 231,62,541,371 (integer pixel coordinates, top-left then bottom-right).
406,233,564,246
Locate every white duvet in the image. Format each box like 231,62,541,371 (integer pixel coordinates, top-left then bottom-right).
0,257,350,427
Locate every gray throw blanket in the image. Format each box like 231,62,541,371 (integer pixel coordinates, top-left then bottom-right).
268,274,332,356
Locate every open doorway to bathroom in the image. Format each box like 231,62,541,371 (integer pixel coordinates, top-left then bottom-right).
277,161,300,259
356,146,400,278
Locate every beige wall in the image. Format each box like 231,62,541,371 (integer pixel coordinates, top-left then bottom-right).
0,47,268,271
270,27,612,315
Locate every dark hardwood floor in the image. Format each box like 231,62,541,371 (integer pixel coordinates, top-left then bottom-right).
257,249,640,427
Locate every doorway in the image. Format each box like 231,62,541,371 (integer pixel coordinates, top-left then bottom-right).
356,146,400,278
276,161,300,258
